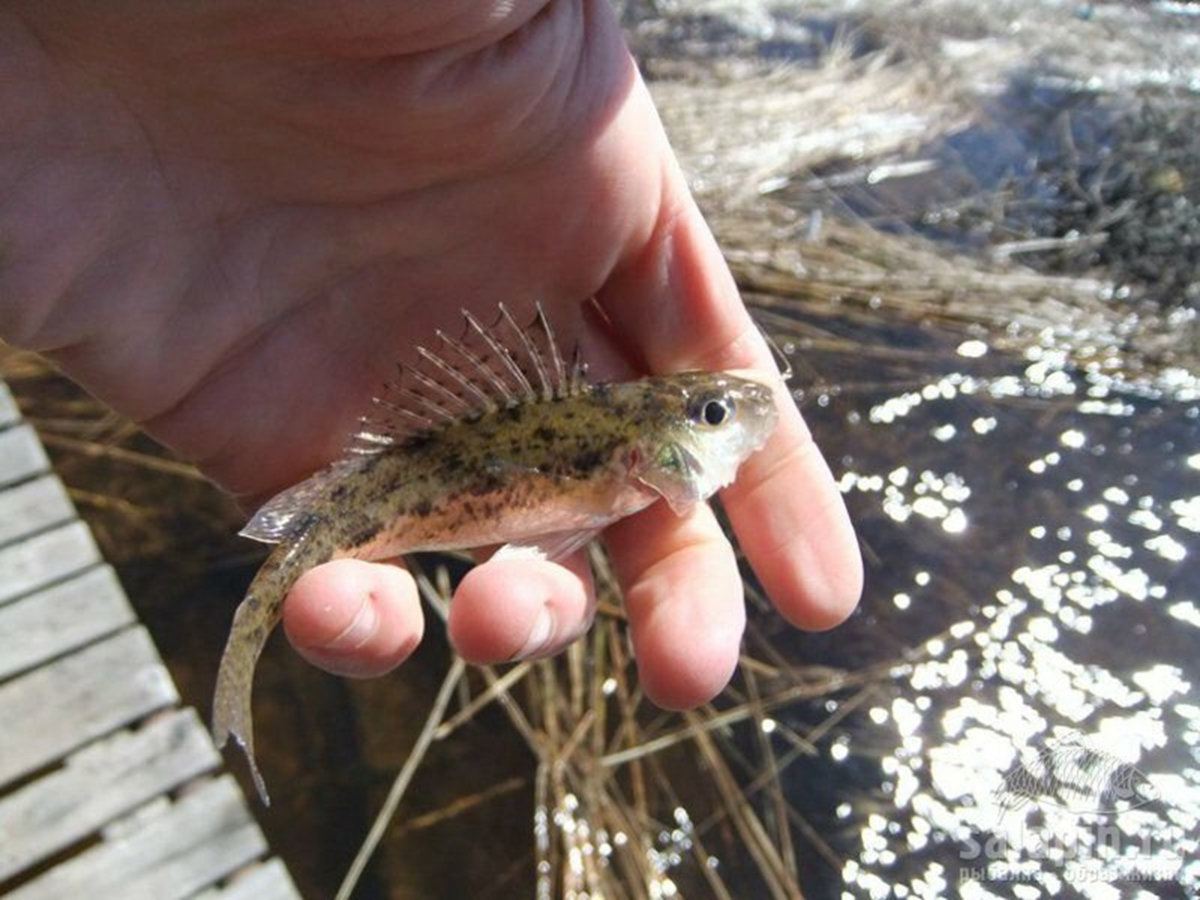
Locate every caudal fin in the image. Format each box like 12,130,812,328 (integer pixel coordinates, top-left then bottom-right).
212,589,280,806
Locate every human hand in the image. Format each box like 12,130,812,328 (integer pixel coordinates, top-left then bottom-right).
0,1,861,708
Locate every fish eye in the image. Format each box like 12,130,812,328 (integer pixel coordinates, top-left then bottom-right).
694,396,735,427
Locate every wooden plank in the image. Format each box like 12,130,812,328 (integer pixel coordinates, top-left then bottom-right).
0,521,100,607
0,566,135,682
102,794,171,840
0,720,209,877
0,475,75,548
0,626,177,787
0,381,301,897
0,709,218,882
0,425,49,488
0,382,17,429
194,858,302,900
8,776,267,900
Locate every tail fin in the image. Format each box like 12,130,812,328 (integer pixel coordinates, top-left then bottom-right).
212,588,276,805
212,530,329,805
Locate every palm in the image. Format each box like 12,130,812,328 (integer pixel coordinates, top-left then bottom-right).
2,2,860,711
4,3,656,501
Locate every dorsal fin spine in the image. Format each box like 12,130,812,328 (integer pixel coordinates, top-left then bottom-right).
465,309,534,404
436,331,511,407
373,394,433,430
397,385,456,422
351,305,589,455
569,345,587,397
355,430,392,445
536,303,568,399
420,342,497,413
501,303,552,402
408,366,472,414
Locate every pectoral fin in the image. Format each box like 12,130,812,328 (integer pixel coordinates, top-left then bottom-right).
636,442,705,516
493,527,604,563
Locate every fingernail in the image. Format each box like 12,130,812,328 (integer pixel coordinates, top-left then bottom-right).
320,593,379,651
514,605,555,660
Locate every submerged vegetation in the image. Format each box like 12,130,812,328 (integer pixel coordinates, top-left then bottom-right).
4,1,1199,898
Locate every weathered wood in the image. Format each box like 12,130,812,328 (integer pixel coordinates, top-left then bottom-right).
0,425,49,488
194,858,302,900
13,781,260,899
7,775,266,900
0,475,75,547
0,382,17,429
0,709,219,882
0,520,101,607
0,626,177,787
0,378,300,896
0,564,132,679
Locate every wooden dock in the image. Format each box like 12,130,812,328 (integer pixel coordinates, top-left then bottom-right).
0,380,300,900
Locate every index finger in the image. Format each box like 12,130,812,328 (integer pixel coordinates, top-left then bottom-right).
597,184,862,630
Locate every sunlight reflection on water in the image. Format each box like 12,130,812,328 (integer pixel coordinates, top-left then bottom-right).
776,312,1200,898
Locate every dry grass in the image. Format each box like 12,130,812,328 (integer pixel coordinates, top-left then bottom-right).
645,36,1197,389
651,45,968,214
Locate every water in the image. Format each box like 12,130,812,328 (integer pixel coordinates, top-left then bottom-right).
621,5,1200,887
759,301,1200,898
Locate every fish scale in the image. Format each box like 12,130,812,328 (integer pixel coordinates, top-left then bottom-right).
212,304,780,803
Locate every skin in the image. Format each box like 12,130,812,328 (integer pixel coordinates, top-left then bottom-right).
0,2,862,714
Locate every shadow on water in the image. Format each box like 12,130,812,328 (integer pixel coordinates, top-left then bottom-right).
805,77,1120,245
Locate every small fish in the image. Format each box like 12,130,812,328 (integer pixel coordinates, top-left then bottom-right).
212,305,779,803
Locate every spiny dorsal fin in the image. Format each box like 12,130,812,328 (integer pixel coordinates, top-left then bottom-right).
350,303,585,454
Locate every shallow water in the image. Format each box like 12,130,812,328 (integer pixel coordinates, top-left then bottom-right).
753,299,1200,898
620,5,1200,889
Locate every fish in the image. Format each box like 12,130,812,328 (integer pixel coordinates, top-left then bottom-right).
211,304,780,803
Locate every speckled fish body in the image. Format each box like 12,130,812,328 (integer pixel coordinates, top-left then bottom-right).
212,306,779,803
310,382,691,560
